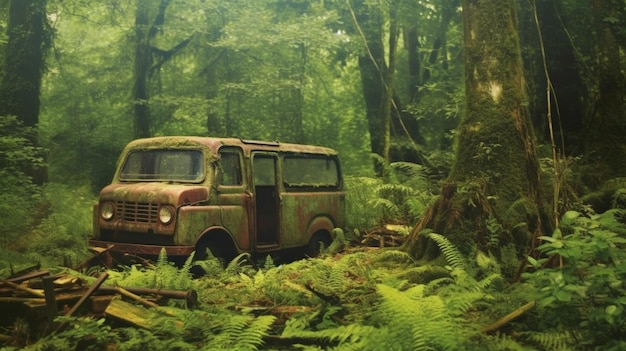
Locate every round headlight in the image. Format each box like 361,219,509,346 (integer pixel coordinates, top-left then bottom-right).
159,206,174,224
100,202,115,220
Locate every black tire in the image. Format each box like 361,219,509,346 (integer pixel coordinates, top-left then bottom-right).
307,233,331,257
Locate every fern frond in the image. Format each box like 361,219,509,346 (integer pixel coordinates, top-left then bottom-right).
519,330,581,350
281,320,376,348
262,255,275,270
474,273,501,292
157,247,169,267
427,232,466,270
375,183,415,198
233,315,276,350
375,284,464,351
368,198,399,217
484,333,535,351
390,161,428,180
225,252,253,275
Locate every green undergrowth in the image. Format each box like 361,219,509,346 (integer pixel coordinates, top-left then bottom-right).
4,206,626,350
3,242,512,351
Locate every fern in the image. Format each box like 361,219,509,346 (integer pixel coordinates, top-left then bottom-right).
519,330,581,350
281,318,377,349
426,232,466,270
225,252,254,275
374,284,466,351
202,314,276,351
483,333,536,351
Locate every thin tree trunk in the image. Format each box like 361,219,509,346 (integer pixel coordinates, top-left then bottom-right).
133,0,152,139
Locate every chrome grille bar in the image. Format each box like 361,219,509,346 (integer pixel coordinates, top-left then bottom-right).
117,201,158,223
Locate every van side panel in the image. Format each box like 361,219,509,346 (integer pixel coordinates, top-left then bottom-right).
176,204,249,251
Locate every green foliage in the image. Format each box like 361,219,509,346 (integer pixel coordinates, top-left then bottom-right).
0,116,43,250
20,183,93,267
523,209,626,349
344,157,436,231
373,284,465,351
106,250,194,292
203,314,276,351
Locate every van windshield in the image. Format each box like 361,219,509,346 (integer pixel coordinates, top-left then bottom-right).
119,149,204,183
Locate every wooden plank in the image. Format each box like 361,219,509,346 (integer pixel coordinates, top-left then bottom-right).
105,298,154,329
0,280,45,298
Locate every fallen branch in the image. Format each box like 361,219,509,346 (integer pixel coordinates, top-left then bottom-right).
482,301,536,333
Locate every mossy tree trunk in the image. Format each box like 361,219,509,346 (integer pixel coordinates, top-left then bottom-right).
405,0,549,277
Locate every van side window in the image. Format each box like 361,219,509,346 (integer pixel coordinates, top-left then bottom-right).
219,150,242,186
283,155,340,188
253,156,276,186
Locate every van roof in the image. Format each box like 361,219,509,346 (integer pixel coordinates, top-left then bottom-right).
126,136,338,156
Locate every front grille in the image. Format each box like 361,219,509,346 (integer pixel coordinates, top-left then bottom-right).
116,201,158,223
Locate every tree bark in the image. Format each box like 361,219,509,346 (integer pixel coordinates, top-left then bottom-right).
133,0,190,139
0,0,48,128
345,0,425,167
133,0,152,139
405,0,549,276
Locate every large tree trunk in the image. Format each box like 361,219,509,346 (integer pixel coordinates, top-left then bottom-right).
584,0,626,179
405,0,549,278
0,0,48,128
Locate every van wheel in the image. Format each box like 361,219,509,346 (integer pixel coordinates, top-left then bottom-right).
307,233,330,257
190,240,224,277
194,240,223,262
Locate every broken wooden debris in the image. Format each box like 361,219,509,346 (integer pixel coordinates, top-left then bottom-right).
360,224,410,248
104,297,155,329
63,272,109,318
0,269,198,339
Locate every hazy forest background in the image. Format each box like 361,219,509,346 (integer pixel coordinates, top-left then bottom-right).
1,0,626,350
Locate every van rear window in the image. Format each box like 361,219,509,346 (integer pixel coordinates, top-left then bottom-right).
120,149,204,182
283,156,340,188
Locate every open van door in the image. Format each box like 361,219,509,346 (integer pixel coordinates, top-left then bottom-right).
252,153,280,250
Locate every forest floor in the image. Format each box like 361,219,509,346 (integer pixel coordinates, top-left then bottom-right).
0,227,522,350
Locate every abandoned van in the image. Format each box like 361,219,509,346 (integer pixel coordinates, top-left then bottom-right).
90,136,345,263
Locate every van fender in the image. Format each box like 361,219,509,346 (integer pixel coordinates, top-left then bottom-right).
306,216,335,241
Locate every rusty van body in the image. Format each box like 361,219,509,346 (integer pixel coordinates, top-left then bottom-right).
90,136,345,262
